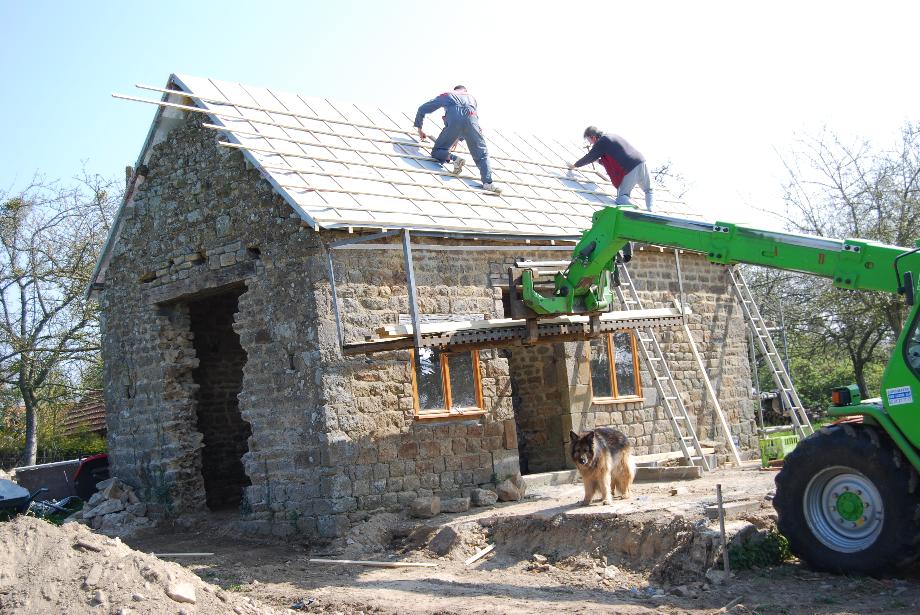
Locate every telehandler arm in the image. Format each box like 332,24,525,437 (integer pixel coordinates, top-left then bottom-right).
522,206,914,316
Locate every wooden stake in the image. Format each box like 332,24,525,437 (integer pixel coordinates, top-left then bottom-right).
308,558,437,568
716,484,730,578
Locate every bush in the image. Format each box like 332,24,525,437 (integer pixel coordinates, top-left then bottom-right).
0,429,106,470
728,531,792,570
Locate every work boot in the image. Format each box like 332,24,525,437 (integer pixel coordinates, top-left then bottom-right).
482,182,502,194
451,157,466,175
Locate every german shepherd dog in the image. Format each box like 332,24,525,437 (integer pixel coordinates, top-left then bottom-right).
570,427,636,506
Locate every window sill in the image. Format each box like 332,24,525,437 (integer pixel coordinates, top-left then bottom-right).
591,396,645,406
415,408,487,422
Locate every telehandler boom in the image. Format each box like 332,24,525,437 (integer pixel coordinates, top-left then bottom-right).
519,205,920,574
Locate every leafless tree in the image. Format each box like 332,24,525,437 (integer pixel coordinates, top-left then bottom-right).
749,124,920,396
0,173,119,465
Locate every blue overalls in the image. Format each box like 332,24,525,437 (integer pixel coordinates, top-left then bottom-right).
414,91,494,185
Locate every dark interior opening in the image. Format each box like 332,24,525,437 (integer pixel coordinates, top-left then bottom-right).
505,344,568,474
188,287,252,510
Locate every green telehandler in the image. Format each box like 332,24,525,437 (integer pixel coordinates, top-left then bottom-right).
518,204,920,574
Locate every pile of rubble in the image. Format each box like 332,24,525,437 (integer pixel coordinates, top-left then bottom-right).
68,477,153,538
0,516,290,615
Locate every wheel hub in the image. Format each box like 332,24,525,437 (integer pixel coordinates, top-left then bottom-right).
803,467,884,553
835,491,864,522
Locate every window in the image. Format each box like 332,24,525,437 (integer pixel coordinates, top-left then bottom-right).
411,347,485,419
589,331,642,401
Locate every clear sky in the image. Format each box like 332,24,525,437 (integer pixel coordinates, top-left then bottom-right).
2,1,918,231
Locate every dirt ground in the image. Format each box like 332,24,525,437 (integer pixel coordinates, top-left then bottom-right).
109,462,920,615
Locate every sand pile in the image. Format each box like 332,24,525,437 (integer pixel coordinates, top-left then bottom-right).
0,516,292,614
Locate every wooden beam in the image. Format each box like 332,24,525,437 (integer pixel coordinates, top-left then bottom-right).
634,447,714,464
635,465,703,481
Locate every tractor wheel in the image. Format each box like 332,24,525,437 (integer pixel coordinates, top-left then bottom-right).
774,423,920,574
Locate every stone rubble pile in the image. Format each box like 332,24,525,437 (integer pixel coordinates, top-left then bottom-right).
67,477,153,538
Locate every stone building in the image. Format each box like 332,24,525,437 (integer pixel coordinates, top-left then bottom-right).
89,74,757,538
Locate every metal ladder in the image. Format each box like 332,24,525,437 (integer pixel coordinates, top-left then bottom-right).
726,266,814,439
614,262,712,470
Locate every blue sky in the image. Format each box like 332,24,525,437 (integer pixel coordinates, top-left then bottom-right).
2,1,918,230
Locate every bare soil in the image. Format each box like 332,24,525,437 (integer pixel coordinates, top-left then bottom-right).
5,463,920,614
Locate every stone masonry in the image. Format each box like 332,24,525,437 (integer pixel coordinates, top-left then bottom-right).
99,113,756,539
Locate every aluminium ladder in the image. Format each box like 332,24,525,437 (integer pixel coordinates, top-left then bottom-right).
614,261,713,471
726,266,814,439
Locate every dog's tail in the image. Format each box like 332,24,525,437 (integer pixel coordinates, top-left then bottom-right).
626,451,636,482
615,446,637,497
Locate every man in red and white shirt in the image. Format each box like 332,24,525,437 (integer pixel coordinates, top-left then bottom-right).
568,126,653,211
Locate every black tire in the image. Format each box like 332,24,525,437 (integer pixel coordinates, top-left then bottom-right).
774,423,920,574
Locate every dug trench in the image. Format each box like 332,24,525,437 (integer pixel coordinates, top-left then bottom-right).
24,463,919,614
113,470,810,614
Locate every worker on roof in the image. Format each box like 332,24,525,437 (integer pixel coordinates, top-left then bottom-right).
568,127,653,211
414,86,501,194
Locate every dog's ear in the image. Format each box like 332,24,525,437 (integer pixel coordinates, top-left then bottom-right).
569,430,580,442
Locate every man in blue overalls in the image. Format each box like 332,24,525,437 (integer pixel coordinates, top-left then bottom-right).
414,86,501,193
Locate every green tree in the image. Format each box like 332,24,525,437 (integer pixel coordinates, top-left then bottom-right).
0,174,118,466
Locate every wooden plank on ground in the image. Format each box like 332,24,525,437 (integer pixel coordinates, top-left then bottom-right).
704,499,763,520
635,448,714,465
635,465,703,482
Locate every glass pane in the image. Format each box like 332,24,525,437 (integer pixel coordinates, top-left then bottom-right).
907,312,920,378
447,353,479,409
590,337,612,398
416,347,445,410
613,332,637,396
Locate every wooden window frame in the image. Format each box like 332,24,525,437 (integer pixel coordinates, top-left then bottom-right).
410,348,486,420
589,330,644,404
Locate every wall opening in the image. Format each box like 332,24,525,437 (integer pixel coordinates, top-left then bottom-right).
505,344,568,474
188,287,252,510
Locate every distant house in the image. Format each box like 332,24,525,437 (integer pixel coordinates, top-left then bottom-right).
89,74,757,538
61,391,107,437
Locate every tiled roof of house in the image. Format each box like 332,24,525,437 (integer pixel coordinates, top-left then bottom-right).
60,391,106,436
91,74,690,290
170,74,688,236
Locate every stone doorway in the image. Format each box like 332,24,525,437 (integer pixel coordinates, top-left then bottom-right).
188,287,252,510
505,344,570,474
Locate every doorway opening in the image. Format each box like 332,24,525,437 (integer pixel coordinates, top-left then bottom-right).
188,287,252,510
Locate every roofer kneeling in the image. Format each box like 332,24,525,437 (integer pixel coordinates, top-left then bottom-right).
414,86,501,194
